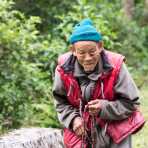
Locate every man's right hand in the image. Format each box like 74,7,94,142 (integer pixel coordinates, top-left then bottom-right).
72,117,85,137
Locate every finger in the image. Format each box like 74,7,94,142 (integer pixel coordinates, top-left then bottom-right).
73,118,83,131
75,127,84,136
87,106,96,113
88,99,99,105
75,128,80,136
73,123,82,132
88,104,98,110
89,102,101,110
89,108,99,116
81,126,85,134
89,109,96,114
84,105,89,111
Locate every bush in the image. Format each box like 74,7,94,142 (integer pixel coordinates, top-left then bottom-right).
53,0,148,86
0,0,60,132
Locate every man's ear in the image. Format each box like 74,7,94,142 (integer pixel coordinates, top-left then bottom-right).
97,41,103,52
69,44,76,56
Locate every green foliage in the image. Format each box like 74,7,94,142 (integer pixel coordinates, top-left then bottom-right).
54,0,148,86
13,0,77,33
23,96,61,128
0,0,147,134
0,0,60,132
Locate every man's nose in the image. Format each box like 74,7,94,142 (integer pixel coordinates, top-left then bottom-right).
85,53,92,60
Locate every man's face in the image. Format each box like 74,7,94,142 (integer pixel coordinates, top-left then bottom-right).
72,41,102,72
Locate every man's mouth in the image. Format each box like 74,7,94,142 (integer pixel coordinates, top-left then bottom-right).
84,63,93,66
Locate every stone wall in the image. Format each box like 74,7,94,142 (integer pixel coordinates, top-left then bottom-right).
0,128,64,148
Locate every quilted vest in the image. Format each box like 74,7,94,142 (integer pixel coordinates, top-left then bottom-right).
56,50,145,147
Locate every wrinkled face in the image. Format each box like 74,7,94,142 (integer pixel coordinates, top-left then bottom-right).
72,41,102,72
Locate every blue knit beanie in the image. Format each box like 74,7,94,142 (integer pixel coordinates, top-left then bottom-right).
69,18,102,44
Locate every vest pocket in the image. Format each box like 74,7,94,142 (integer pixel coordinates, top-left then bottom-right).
107,110,145,144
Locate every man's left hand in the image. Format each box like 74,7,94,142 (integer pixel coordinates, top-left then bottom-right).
86,99,101,116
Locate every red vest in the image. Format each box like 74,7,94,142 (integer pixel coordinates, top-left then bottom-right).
56,50,145,147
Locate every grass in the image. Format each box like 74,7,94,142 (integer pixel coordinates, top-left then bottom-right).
133,86,148,148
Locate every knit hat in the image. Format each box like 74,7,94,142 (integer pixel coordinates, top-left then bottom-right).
69,18,102,44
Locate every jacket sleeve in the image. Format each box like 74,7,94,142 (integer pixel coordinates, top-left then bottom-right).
99,63,140,120
52,68,80,129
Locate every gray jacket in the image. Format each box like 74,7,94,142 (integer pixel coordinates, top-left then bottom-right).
53,51,139,148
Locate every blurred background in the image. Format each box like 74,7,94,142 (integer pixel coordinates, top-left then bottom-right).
0,0,147,147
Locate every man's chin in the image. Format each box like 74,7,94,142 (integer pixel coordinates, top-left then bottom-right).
84,67,95,73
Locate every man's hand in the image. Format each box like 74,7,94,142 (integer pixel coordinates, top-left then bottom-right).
86,99,101,116
72,117,85,137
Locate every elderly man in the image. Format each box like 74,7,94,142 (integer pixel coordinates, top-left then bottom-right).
53,18,144,148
